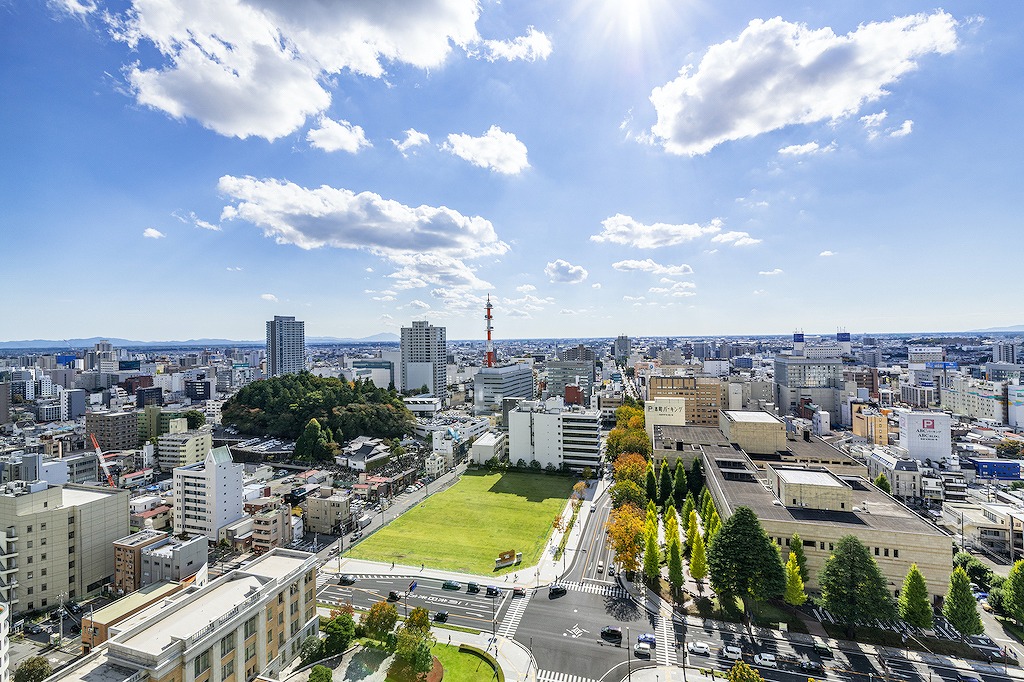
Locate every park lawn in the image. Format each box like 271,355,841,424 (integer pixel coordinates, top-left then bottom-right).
348,470,573,575
387,643,497,682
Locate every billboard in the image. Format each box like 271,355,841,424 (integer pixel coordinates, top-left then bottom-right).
925,362,959,370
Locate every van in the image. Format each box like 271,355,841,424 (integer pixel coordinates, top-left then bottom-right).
486,585,501,597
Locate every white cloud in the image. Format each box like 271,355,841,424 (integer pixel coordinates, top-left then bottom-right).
648,12,957,155
623,295,645,302
649,280,697,297
174,209,221,230
860,110,889,130
752,289,766,295
385,253,492,290
545,259,588,284
105,1,529,141
391,128,431,155
591,283,601,289
475,27,552,62
442,125,529,175
142,227,165,239
612,258,693,276
515,284,536,293
758,268,784,276
307,116,371,153
365,267,374,272
592,214,722,249
711,231,762,247
226,266,243,271
890,119,913,137
778,141,836,156
49,0,96,17
559,309,577,315
407,299,430,310
260,293,278,302
819,250,836,257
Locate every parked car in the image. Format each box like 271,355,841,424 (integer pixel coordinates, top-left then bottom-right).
634,642,652,658
433,611,449,622
442,580,461,590
637,633,656,647
548,584,567,597
687,641,711,656
601,626,623,642
722,645,742,660
754,653,777,668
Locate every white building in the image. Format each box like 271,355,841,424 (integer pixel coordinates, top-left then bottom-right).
401,320,448,405
941,375,1007,424
0,602,8,682
473,363,534,416
508,398,601,471
266,315,306,377
471,432,507,465
1009,384,1024,429
898,412,952,462
173,446,244,541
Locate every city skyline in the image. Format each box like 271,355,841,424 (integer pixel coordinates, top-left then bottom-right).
4,2,1023,341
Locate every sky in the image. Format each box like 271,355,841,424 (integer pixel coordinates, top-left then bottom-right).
2,1,1022,342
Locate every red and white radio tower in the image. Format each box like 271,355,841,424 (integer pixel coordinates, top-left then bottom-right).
484,294,495,368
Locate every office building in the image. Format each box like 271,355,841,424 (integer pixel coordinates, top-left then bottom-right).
993,341,1022,364
940,375,1007,423
113,530,170,594
1009,384,1024,429
898,412,952,462
86,411,140,451
140,534,208,586
303,487,352,535
401,320,448,405
54,549,319,682
613,335,631,360
0,602,8,682
545,360,595,402
851,405,890,446
157,429,213,470
266,315,306,377
559,345,596,362
0,481,129,615
508,398,601,472
173,446,244,541
0,382,9,425
473,363,535,416
647,375,725,426
774,355,843,417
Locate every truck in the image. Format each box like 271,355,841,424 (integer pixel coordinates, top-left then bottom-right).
357,514,372,529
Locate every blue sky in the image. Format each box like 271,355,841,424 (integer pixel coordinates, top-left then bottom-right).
2,1,1021,342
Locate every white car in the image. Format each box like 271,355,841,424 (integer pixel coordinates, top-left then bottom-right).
634,642,652,658
722,645,742,661
687,641,711,656
754,653,777,668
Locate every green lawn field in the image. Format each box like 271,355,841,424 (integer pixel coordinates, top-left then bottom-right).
347,470,574,575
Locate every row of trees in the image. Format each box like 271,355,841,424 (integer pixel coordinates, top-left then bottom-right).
221,372,413,446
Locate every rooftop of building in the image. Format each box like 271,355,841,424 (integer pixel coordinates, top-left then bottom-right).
473,432,505,446
722,410,783,424
87,581,183,625
114,529,167,547
773,466,845,487
652,424,732,448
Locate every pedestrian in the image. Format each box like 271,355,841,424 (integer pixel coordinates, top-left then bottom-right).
421,563,424,571
391,561,395,569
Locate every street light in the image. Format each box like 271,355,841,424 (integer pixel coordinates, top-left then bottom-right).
626,626,632,681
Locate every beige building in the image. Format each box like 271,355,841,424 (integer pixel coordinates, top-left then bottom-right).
719,410,787,455
0,481,129,615
251,500,294,554
51,549,319,682
304,487,352,535
644,398,686,440
852,404,890,446
159,429,213,470
86,411,139,451
82,581,186,654
647,376,725,426
114,530,169,594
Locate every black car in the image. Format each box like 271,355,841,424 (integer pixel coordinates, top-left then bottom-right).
548,584,567,597
68,602,83,614
442,580,461,590
337,574,357,585
26,624,42,635
601,626,623,642
433,611,449,622
486,585,501,597
799,659,825,674
467,582,480,593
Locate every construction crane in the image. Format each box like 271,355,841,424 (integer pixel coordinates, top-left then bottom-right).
89,433,117,487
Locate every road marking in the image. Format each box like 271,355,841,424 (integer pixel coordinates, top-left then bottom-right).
536,669,599,682
557,580,629,599
655,611,677,666
497,593,531,638
564,623,589,639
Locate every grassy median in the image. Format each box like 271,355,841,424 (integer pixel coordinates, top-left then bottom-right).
347,470,573,575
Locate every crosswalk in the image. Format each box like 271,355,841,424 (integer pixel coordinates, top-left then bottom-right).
556,580,629,599
655,612,677,666
536,670,599,682
497,593,530,638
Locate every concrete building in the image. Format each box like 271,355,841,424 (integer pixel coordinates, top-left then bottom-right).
508,398,601,472
52,549,320,682
471,432,508,466
401,320,448,405
647,376,725,426
0,602,8,682
613,335,631,360
266,315,306,377
0,481,129,615
158,429,213,470
644,398,686,440
593,388,625,426
114,530,170,594
545,360,596,403
473,363,534,416
173,446,244,541
81,582,187,654
774,355,843,417
86,411,140,451
249,499,294,554
941,375,1008,423
862,447,923,500
851,405,890,446
303,487,351,535
898,412,952,462
0,382,9,425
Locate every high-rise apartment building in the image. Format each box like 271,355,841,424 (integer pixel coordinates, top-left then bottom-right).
173,446,244,541
157,429,213,471
401,320,447,405
647,375,725,426
545,360,596,402
0,382,9,425
86,411,140,451
774,355,843,417
265,315,306,377
473,363,535,416
508,398,602,472
613,335,631,360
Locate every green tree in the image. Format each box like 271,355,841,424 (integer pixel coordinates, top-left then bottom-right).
14,657,52,682
362,600,399,640
323,612,356,655
818,535,896,637
606,427,652,458
611,479,646,509
689,457,704,497
664,504,679,542
672,459,688,509
944,566,984,637
997,440,1023,458
184,409,206,430
727,660,764,682
954,551,995,590
582,466,593,481
395,629,422,661
789,533,810,583
784,552,807,606
898,564,933,629
690,527,708,584
295,418,329,462
874,473,892,494
607,503,645,573
707,507,785,606
658,461,673,507
643,525,661,584
668,534,685,594
680,493,695,530
1002,560,1024,624
406,607,431,634
300,635,325,664
309,665,333,682
645,464,658,505
412,640,434,678
613,452,649,486
686,509,699,556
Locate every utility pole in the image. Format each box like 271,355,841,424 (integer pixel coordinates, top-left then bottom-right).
57,591,68,648
626,625,632,681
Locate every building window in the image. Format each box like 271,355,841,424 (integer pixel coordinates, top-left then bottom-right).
820,542,825,550
41,568,46,576
245,643,256,661
267,630,273,643
244,616,257,638
884,548,890,557
222,660,234,679
41,553,46,561
26,572,33,579
194,649,210,677
893,549,899,558
27,526,32,533
40,523,46,530
874,547,880,556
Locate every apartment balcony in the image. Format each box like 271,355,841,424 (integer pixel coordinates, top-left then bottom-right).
0,543,17,558
0,560,18,574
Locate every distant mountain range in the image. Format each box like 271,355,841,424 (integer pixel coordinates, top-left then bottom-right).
0,333,399,349
967,325,1024,333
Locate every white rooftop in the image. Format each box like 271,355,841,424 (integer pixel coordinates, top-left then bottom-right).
775,468,845,487
723,410,781,423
